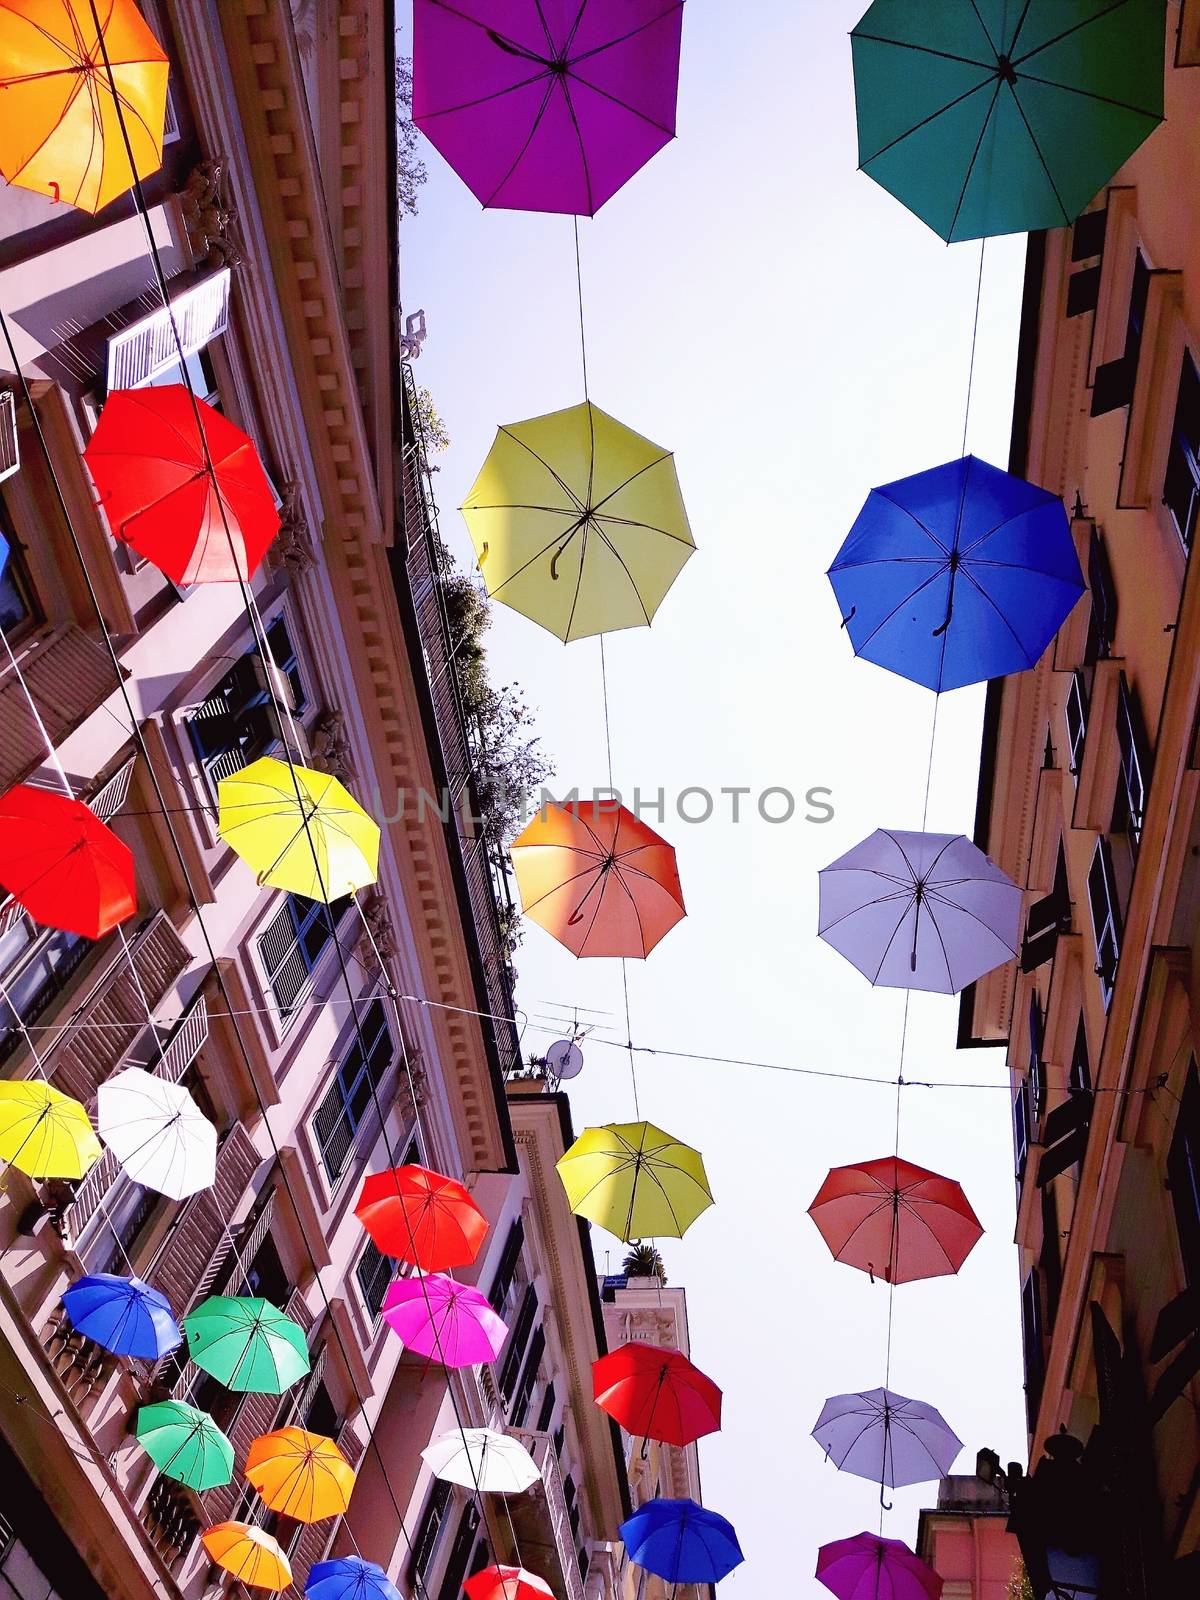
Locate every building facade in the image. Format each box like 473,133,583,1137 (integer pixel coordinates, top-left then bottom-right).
916,1459,1021,1600
961,13,1200,1597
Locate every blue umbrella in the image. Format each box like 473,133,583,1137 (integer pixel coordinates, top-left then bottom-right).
306,1559,402,1600
828,455,1084,692
61,1273,181,1360
619,1497,744,1585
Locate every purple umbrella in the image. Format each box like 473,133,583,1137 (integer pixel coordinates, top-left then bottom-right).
816,1532,942,1600
812,1387,962,1503
382,1274,508,1368
412,0,684,215
818,829,1021,994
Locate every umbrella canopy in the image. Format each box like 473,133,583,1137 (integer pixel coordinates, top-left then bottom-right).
97,1067,216,1201
462,402,694,641
510,801,685,958
0,1079,100,1179
354,1164,488,1272
307,1558,402,1600
828,456,1083,692
184,1295,310,1394
202,1523,292,1592
246,1426,356,1523
593,1341,722,1447
421,1428,539,1493
0,0,168,213
413,0,683,215
619,1498,744,1585
0,786,136,939
851,0,1165,242
807,1156,983,1285
465,1568,555,1600
134,1400,234,1491
813,1387,962,1490
83,387,279,583
217,757,379,902
818,829,1021,994
61,1272,180,1359
381,1274,508,1369
557,1121,712,1242
817,1532,943,1600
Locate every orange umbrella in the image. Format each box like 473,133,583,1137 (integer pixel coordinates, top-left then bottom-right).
354,1164,488,1272
201,1522,291,1591
0,0,169,213
510,801,685,958
245,1427,356,1523
807,1156,983,1285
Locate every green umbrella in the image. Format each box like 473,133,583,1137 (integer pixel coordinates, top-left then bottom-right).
135,1400,235,1491
184,1295,310,1394
851,0,1165,241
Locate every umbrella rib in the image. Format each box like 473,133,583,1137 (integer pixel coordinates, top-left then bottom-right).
966,0,1000,54
483,78,559,208
593,511,694,547
496,426,585,512
1008,68,1163,123
859,74,995,167
413,69,554,121
1012,0,1136,70
484,519,587,598
5,72,91,185
845,565,950,656
870,894,918,985
848,30,993,72
564,69,677,139
870,488,950,554
1005,0,1037,56
924,887,1019,954
1004,81,1072,227
946,77,1003,241
569,4,682,68
531,0,560,55
957,563,1040,665
593,525,652,626
563,521,591,639
589,451,675,517
608,862,652,956
898,1197,959,1271
556,67,596,216
920,901,957,989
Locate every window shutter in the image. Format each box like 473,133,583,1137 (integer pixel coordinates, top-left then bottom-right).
1071,209,1107,260
1066,266,1101,317
488,1219,524,1309
1065,671,1088,774
1021,1268,1045,1431
511,1325,546,1427
1087,838,1122,1004
437,1504,480,1600
1036,1091,1094,1187
314,1075,352,1181
0,625,123,793
1086,528,1118,659
1014,1081,1031,1184
202,1387,284,1523
148,1124,261,1314
105,268,231,392
1091,353,1135,415
409,1480,452,1585
499,1285,538,1401
1168,1063,1200,1288
0,391,19,484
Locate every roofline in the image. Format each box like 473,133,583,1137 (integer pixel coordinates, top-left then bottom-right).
957,229,1048,1051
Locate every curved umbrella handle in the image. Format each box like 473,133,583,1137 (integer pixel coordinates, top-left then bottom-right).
879,1482,893,1511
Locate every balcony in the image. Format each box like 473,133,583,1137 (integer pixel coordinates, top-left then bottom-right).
508,1430,585,1600
0,623,127,793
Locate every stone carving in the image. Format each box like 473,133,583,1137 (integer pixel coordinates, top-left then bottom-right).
273,481,317,575
311,708,354,785
180,160,243,271
401,309,427,360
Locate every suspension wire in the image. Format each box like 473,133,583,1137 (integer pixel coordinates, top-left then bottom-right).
573,218,589,403
961,240,986,459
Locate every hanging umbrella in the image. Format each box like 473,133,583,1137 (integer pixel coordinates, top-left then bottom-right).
246,1426,356,1522
557,1121,712,1242
818,829,1021,994
0,1079,100,1179
184,1295,310,1394
828,455,1083,693
202,1523,292,1592
354,1164,488,1272
465,1568,555,1600
97,1067,216,1201
592,1341,722,1447
61,1272,180,1359
813,1388,962,1494
413,0,683,216
816,1532,943,1600
381,1274,508,1369
619,1498,744,1585
217,757,380,902
807,1156,983,1285
421,1428,539,1493
510,801,685,958
307,1558,402,1600
851,0,1165,242
134,1400,234,1492
0,0,169,213
83,386,280,584
462,402,694,640
0,786,136,939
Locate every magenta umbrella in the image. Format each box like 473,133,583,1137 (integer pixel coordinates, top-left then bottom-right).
816,1532,942,1600
381,1274,508,1368
412,0,684,215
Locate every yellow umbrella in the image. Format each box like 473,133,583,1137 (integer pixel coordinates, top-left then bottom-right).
556,1121,713,1243
462,401,695,642
0,1079,100,1179
245,1426,356,1522
201,1523,291,1591
217,757,379,903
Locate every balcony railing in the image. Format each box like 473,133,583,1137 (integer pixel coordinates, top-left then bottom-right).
510,1430,586,1600
0,623,126,793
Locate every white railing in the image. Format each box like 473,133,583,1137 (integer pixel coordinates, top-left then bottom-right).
512,1430,586,1600
105,268,231,392
0,391,19,483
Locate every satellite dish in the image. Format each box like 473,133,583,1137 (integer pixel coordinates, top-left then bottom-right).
545,1038,584,1080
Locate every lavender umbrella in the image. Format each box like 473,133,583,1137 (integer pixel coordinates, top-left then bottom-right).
816,1532,942,1600
818,829,1020,994
412,0,684,215
382,1274,507,1369
812,1388,962,1503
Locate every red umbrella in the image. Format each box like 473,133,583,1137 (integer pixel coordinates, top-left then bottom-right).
464,1569,554,1600
807,1156,982,1285
592,1341,721,1448
354,1164,488,1272
0,786,135,938
83,386,279,584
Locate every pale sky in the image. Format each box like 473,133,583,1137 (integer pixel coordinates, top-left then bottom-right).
401,1,1030,1589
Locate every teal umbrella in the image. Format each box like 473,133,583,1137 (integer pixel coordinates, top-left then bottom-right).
135,1400,235,1491
851,0,1165,241
184,1295,310,1394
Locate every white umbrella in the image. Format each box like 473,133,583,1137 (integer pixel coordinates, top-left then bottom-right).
420,1429,539,1493
98,1067,216,1200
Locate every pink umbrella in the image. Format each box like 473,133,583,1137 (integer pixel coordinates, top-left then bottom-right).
816,1532,942,1600
381,1274,508,1369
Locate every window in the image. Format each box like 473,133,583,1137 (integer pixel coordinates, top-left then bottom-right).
0,536,34,642
437,1505,479,1600
536,1379,557,1434
499,1284,538,1402
1037,1085,1093,1188
510,1325,546,1428
1114,674,1151,849
238,1231,289,1307
302,1377,338,1439
356,1238,396,1320
0,909,87,1064
0,1521,63,1600
1168,1062,1200,1287
141,347,219,406
408,1480,452,1586
1066,210,1106,318
258,893,350,1018
488,1219,525,1312
1021,1268,1045,1432
1028,996,1045,1122
563,1473,580,1540
313,999,394,1182
1085,526,1118,661
1086,837,1122,1007
1014,1079,1031,1188
188,617,307,793
1164,350,1200,552
1040,1187,1062,1332
1065,671,1088,777
1069,1016,1091,1095
105,267,232,392
577,1548,590,1586
1091,250,1151,415
1021,842,1071,973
